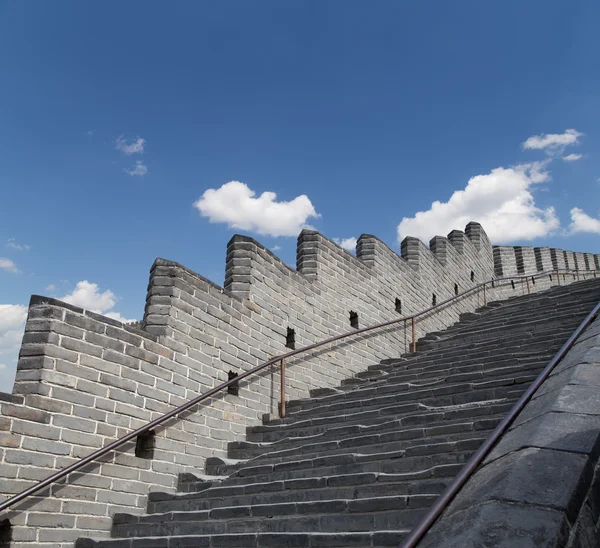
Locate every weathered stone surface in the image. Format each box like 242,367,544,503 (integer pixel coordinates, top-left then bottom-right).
450,448,591,523
420,500,570,548
486,412,600,464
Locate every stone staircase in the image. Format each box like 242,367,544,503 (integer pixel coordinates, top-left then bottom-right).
76,278,600,548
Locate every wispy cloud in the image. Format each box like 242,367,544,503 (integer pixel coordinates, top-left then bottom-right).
562,153,583,162
568,208,600,234
333,237,358,252
45,284,56,292
522,129,583,156
60,281,135,323
0,303,28,361
124,160,148,177
0,258,19,274
5,238,30,251
116,135,146,155
194,181,320,237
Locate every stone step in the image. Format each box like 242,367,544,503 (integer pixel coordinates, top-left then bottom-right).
207,436,485,481
77,530,410,547
249,399,517,443
374,336,563,373
148,473,453,515
365,346,560,382
291,357,548,414
436,293,599,330
414,323,576,356
230,425,497,469
235,414,504,461
278,371,537,425
354,349,555,386
111,494,434,538
209,447,474,487
430,301,598,340
425,314,586,347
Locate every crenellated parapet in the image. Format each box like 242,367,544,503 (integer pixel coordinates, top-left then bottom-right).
534,247,553,271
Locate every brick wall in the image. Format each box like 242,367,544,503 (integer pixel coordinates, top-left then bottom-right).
0,222,598,547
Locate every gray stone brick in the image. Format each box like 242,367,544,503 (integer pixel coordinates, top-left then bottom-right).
102,349,139,369
125,344,159,364
53,414,97,433
61,336,103,357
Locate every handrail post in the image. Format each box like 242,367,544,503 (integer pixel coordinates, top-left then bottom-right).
483,284,487,306
556,270,560,285
280,358,286,418
526,277,530,294
411,317,416,353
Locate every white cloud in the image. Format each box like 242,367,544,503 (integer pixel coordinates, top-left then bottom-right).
271,245,281,251
522,129,582,155
60,281,136,323
6,238,30,251
45,284,56,292
397,161,559,245
562,153,583,162
116,135,145,155
333,237,358,252
194,181,320,237
0,258,19,274
568,208,600,234
60,281,117,312
0,305,28,343
0,304,28,364
104,312,137,324
0,304,28,391
124,160,148,177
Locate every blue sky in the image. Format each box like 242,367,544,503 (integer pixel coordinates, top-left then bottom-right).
1,1,600,391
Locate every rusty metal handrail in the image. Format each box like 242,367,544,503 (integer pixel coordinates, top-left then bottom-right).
399,299,600,547
0,266,593,513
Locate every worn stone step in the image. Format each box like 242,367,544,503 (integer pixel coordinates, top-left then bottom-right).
112,494,435,539
279,372,536,426
210,447,474,487
148,473,452,515
231,421,498,466
234,414,504,461
249,403,507,447
111,505,426,537
208,436,485,482
388,327,575,366
249,399,516,443
362,347,560,386
289,359,547,415
433,295,599,332
430,303,596,341
77,530,410,547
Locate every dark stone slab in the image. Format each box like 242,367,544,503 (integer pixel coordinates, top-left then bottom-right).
449,447,591,523
486,412,600,465
420,499,570,548
514,385,600,428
